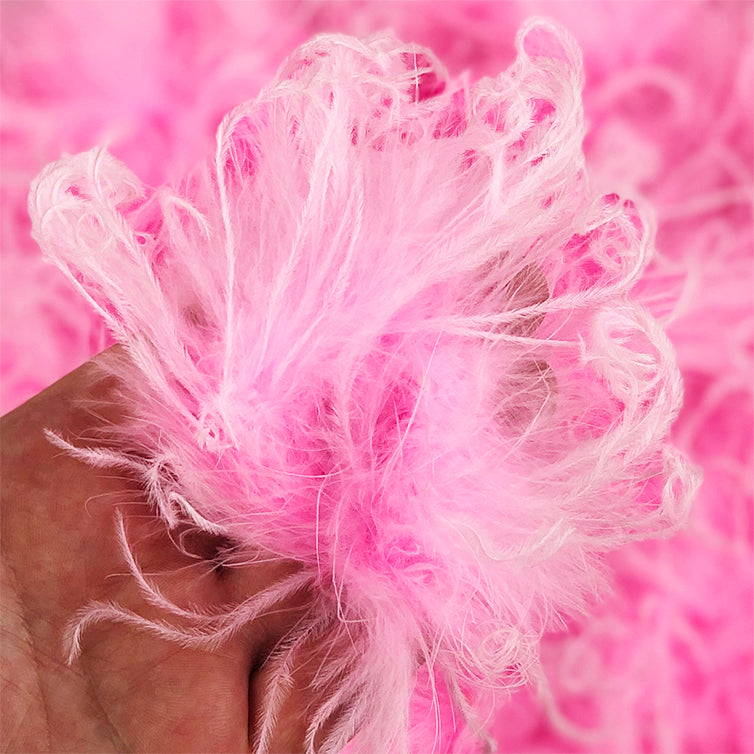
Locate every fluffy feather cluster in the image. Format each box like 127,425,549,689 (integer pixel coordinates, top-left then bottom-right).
30,20,699,753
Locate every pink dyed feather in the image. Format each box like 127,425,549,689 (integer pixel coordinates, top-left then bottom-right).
29,20,699,753
3,2,751,751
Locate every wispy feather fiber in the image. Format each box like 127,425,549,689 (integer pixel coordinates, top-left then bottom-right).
29,20,699,752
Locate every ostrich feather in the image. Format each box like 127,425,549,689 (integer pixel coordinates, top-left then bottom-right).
29,19,699,752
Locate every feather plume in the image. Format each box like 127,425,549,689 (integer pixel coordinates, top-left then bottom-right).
29,20,699,752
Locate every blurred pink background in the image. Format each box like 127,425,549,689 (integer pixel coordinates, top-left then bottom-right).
1,2,752,751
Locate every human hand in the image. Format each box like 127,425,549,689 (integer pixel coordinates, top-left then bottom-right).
1,353,324,753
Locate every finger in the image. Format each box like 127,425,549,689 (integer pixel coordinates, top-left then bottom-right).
249,614,355,754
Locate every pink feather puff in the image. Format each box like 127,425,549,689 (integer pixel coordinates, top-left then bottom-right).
29,20,699,753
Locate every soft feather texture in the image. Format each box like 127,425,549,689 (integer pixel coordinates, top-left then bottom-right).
4,3,752,753
28,21,700,752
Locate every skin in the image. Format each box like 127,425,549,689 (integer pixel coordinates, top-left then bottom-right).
0,353,328,753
